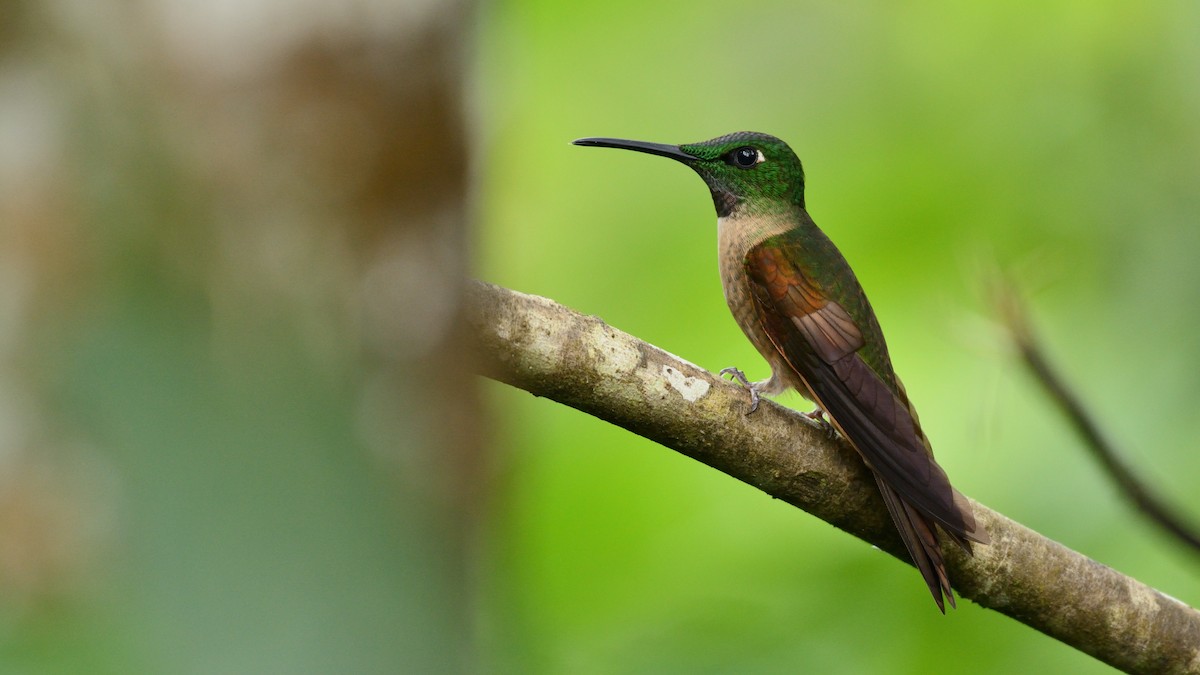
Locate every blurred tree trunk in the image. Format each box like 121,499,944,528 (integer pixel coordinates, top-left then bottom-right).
0,1,482,672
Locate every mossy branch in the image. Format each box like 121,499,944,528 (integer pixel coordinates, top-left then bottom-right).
466,280,1200,675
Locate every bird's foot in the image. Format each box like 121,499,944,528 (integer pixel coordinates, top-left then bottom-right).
804,407,836,439
719,366,760,415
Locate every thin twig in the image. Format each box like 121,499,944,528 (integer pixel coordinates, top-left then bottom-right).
996,281,1200,553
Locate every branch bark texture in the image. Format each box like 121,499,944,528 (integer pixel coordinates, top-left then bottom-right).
467,280,1200,675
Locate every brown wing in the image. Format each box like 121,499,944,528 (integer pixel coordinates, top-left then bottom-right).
743,241,985,544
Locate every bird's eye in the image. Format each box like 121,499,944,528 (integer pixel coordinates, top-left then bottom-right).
728,146,762,168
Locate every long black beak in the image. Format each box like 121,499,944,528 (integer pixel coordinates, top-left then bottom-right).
573,137,695,163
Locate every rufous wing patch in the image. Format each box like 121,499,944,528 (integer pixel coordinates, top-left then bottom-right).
746,245,864,364
792,301,863,363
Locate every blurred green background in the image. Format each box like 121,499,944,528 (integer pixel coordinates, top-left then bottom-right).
2,0,1199,673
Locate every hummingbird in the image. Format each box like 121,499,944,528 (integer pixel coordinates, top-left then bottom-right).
573,132,988,611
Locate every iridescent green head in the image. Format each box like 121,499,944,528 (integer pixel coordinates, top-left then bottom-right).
573,131,806,217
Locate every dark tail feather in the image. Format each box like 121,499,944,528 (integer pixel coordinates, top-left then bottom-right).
875,475,955,613
950,489,990,547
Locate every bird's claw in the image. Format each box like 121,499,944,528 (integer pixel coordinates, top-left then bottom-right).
805,408,836,439
720,366,760,415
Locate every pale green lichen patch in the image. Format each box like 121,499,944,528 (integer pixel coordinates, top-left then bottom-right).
661,365,710,403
